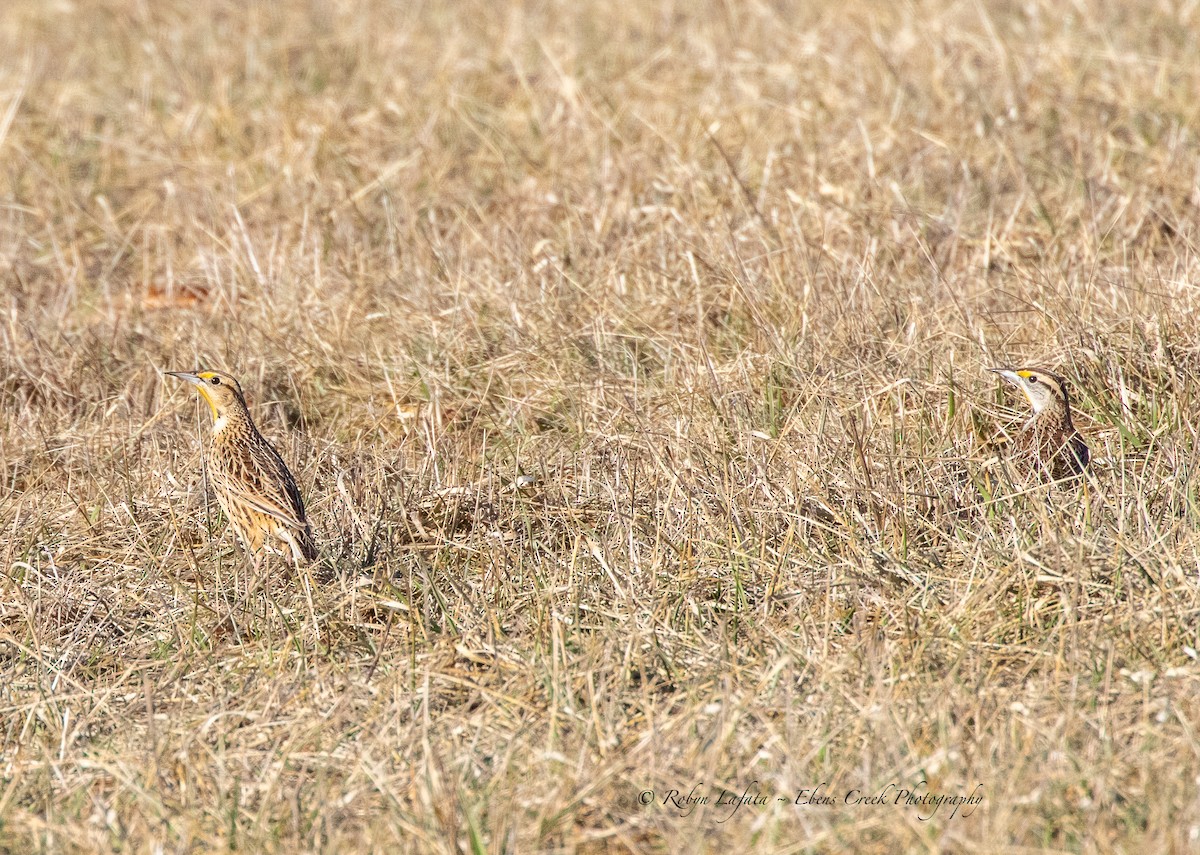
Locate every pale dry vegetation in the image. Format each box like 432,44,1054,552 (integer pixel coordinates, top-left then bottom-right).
2,0,1200,851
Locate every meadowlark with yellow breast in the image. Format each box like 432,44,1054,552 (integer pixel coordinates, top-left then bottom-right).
989,367,1090,481
166,370,318,564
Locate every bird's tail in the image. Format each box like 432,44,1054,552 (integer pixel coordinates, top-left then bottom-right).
297,524,319,563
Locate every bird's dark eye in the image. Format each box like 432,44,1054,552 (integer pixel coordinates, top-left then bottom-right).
1028,375,1038,384
211,377,221,385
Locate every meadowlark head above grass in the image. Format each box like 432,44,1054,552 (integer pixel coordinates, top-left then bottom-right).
166,370,317,565
989,366,1090,481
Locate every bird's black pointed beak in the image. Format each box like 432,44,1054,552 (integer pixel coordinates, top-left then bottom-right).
988,367,1021,385
165,371,204,387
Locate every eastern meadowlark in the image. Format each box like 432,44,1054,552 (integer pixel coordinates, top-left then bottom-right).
989,366,1090,481
166,370,318,564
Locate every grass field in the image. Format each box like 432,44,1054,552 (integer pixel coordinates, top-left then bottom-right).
2,0,1200,851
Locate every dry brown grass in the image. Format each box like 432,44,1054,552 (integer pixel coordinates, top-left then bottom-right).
2,0,1200,851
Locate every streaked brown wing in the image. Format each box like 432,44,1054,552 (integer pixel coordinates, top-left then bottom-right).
213,430,309,530
221,480,307,530
244,431,311,525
